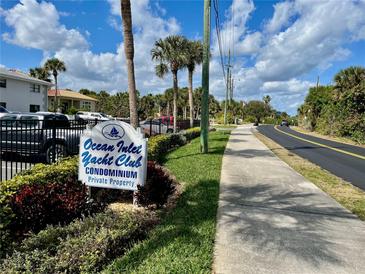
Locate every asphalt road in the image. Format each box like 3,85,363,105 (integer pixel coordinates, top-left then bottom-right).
257,125,365,191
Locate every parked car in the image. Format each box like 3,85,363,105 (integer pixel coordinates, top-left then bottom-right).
140,119,173,135
0,106,9,118
76,111,110,121
0,113,82,163
159,116,174,126
280,120,289,127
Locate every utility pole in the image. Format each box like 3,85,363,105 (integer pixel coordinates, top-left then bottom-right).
230,78,234,102
200,0,211,153
224,49,231,125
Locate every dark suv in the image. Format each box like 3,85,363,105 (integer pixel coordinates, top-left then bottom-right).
280,120,289,127
0,113,82,163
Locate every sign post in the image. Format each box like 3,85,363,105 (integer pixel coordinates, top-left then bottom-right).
78,121,147,198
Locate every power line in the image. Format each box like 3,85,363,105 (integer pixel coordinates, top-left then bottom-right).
213,0,227,84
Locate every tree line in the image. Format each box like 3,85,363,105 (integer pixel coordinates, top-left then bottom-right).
298,66,365,143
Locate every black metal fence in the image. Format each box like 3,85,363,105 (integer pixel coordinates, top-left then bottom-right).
0,118,200,182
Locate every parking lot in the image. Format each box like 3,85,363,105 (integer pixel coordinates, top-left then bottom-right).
0,155,36,181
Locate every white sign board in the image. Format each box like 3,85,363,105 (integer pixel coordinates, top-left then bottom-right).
78,121,147,191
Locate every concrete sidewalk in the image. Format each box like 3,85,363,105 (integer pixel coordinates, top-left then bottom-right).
214,125,365,274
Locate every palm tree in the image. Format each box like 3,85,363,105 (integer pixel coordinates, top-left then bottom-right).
121,0,138,128
185,40,203,127
164,88,174,117
44,58,66,112
155,94,167,116
151,35,188,132
334,66,365,99
29,67,51,82
262,95,271,105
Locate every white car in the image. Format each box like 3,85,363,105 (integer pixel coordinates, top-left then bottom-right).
76,111,111,121
0,106,9,118
140,119,173,135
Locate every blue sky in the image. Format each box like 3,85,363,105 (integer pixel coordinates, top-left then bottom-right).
1,0,365,114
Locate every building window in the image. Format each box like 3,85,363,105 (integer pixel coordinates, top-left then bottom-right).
0,102,6,108
30,84,40,93
0,78,6,88
29,104,40,112
81,101,91,110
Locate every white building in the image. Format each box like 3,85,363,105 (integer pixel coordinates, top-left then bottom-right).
0,68,53,112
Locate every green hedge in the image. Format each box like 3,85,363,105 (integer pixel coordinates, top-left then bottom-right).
1,128,201,257
0,206,157,273
148,127,201,162
0,158,78,257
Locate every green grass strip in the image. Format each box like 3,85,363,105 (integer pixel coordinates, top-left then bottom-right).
103,130,231,273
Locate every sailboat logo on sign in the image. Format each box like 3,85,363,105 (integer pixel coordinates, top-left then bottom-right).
102,124,125,140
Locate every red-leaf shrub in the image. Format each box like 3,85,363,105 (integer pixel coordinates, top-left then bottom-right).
136,161,176,208
10,177,89,233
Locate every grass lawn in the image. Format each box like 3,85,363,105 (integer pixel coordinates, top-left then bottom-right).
292,126,365,147
255,131,365,221
212,124,237,129
103,130,231,273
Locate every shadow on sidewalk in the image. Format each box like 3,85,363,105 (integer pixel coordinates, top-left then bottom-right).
217,183,356,268
224,147,276,158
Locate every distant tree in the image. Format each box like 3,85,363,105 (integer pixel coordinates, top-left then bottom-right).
151,35,188,132
29,67,51,82
97,91,111,113
209,95,221,116
44,58,66,112
164,88,174,116
262,95,271,105
244,100,269,124
193,87,221,118
110,92,130,118
155,94,167,116
184,40,203,127
304,86,333,129
334,66,365,97
139,93,156,119
79,89,98,98
177,87,189,119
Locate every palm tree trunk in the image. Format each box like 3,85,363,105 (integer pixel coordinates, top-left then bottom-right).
173,71,178,133
166,101,170,117
188,69,194,128
54,76,58,112
121,0,138,128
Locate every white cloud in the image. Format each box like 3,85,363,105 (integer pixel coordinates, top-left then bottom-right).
264,1,296,33
261,79,313,95
212,0,255,57
255,0,365,81
208,0,365,114
2,0,87,51
2,0,365,115
236,32,262,55
58,0,181,93
2,0,181,94
108,16,121,32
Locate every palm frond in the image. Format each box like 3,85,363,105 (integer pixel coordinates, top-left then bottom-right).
155,63,169,78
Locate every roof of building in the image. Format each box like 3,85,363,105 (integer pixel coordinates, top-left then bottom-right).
0,68,53,86
48,89,98,102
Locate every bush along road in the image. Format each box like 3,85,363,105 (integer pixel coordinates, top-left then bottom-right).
0,128,231,274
